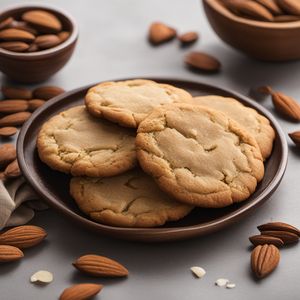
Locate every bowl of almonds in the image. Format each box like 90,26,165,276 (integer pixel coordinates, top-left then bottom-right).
0,4,78,83
203,0,300,61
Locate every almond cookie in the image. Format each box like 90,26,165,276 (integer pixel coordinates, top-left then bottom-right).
193,95,275,159
37,105,136,177
136,103,264,208
70,169,193,227
85,79,192,128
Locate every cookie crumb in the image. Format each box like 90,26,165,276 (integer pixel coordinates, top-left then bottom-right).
190,266,206,278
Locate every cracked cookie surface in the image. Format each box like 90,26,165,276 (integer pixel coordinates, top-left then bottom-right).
193,95,275,159
70,169,193,227
37,105,136,177
136,103,264,208
85,79,192,128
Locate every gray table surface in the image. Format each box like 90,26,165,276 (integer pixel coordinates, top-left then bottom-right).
0,0,299,299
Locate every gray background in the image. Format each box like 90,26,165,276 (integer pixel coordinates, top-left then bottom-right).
0,0,299,299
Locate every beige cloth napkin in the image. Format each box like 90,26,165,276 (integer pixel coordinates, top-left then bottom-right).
0,177,48,230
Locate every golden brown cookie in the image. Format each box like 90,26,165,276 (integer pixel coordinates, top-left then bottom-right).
136,103,264,208
70,169,193,228
37,105,136,177
85,79,192,128
193,95,275,159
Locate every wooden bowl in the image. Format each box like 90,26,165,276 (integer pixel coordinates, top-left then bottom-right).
203,0,300,61
0,4,78,83
17,78,288,242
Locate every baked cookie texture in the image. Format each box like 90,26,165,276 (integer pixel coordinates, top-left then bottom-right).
70,169,193,228
193,95,275,159
136,103,265,208
85,79,192,128
37,105,136,177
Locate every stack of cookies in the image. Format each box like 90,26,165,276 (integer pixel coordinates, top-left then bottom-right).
36,79,275,228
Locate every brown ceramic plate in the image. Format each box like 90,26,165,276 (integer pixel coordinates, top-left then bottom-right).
17,78,288,242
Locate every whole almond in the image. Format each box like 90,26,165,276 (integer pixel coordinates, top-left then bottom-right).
251,244,280,279
2,86,32,100
33,86,65,100
27,43,39,52
0,225,47,249
9,20,38,35
148,22,177,45
0,127,17,137
225,0,274,21
258,222,300,237
4,159,21,179
0,17,14,30
249,235,284,247
28,99,45,111
0,100,29,114
22,10,62,33
261,230,299,244
73,254,129,277
277,0,300,16
0,28,35,42
289,131,300,147
0,111,31,127
0,41,29,52
58,31,70,43
178,31,199,45
35,34,61,49
274,14,300,22
0,245,24,263
59,283,103,300
257,85,273,95
185,51,221,72
254,0,283,14
0,144,16,167
271,91,300,121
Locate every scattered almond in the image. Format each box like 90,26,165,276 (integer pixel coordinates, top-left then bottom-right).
2,86,32,99
215,278,229,287
256,85,273,95
0,111,32,127
249,234,284,247
185,51,221,72
0,127,17,137
251,244,280,278
0,225,47,249
73,254,128,277
59,283,103,300
30,270,53,284
4,159,21,179
0,100,29,114
261,230,299,244
0,245,24,262
33,86,65,100
148,22,177,45
277,0,300,16
226,283,236,289
35,34,61,49
22,10,62,33
271,91,300,121
28,99,45,111
190,266,206,278
0,28,35,42
258,222,300,237
289,131,300,147
178,31,198,45
0,41,29,52
0,144,16,167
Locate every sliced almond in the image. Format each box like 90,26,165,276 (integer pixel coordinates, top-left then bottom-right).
33,86,65,100
59,283,103,300
0,127,17,137
30,270,53,284
22,10,62,33
0,245,24,262
190,266,206,278
0,100,29,114
0,144,16,167
185,51,221,72
215,278,229,287
0,111,32,127
4,159,21,179
0,28,35,42
35,34,61,49
0,41,29,52
148,22,177,45
2,86,32,100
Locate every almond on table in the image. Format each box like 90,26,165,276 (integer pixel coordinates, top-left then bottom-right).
289,131,300,147
2,86,32,99
0,111,32,127
0,143,16,167
59,283,103,300
0,127,18,137
0,100,29,114
148,22,177,45
185,51,221,72
0,245,24,263
178,31,199,45
33,86,65,100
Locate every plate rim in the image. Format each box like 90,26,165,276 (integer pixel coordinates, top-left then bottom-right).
17,77,289,238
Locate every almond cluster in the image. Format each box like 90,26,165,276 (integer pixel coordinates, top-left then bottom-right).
0,85,65,138
249,221,299,279
0,10,70,53
222,0,300,22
